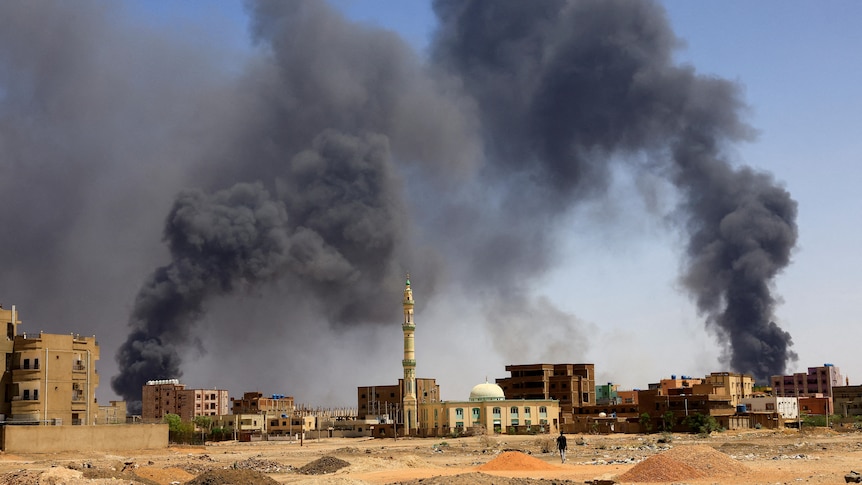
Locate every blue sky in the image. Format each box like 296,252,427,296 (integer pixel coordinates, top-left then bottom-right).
36,1,862,402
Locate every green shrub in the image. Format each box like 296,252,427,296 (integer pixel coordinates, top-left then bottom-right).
683,413,721,435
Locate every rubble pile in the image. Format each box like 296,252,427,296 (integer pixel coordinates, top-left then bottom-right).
297,456,350,475
230,457,291,473
185,469,279,485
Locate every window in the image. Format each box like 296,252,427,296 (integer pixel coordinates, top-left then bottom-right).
23,358,29,370
471,408,480,422
510,406,518,415
582,392,590,403
524,407,531,415
34,358,39,369
455,408,464,418
33,390,38,400
493,407,501,418
23,389,30,400
539,406,547,417
510,418,519,426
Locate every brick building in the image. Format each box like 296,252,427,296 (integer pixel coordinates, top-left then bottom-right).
771,364,844,398
496,363,595,428
141,380,228,422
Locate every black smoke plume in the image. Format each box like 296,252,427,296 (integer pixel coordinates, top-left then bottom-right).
429,0,797,381
112,131,413,405
0,0,799,407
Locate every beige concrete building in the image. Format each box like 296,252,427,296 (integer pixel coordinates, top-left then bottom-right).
694,372,754,407
141,380,228,422
417,381,560,436
0,304,22,418
11,332,99,425
97,400,128,424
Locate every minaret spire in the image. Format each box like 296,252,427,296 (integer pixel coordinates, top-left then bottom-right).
401,273,417,434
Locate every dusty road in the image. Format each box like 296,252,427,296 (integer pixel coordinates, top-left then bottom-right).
1,427,860,484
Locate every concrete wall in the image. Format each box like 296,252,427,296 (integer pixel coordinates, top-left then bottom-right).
1,424,167,453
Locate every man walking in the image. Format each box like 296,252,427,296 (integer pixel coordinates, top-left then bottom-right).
556,431,567,463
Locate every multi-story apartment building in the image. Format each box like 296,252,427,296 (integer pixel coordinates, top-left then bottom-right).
496,363,595,427
697,372,754,407
11,332,100,425
231,391,294,416
141,380,228,422
0,304,22,417
771,364,844,398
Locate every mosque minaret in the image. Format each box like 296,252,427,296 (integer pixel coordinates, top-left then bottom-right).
401,275,417,433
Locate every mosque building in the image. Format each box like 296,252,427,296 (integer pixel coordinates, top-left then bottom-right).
358,277,560,437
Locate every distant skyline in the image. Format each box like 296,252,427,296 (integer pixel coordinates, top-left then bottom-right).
0,1,858,407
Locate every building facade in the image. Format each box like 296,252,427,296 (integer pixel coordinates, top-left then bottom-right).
141,380,228,422
0,304,22,418
741,396,798,419
496,363,595,428
358,378,441,419
771,364,844,398
698,372,754,407
231,392,294,416
97,400,128,424
832,385,862,418
10,332,100,425
416,381,560,436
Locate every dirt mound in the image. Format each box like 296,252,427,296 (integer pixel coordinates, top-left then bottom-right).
185,468,279,485
389,472,581,485
477,451,559,471
134,466,196,484
297,455,351,475
617,444,750,482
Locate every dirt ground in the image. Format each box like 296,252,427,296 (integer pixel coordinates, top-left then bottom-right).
1,427,861,484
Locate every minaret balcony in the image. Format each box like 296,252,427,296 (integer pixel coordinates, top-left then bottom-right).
402,300,415,306
402,323,415,331
402,359,416,367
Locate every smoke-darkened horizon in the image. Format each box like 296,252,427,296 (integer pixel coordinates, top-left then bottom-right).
0,0,798,408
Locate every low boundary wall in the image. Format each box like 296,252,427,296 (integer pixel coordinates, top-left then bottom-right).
1,424,168,453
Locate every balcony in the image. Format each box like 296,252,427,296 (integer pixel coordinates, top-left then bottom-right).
402,359,416,367
73,364,86,372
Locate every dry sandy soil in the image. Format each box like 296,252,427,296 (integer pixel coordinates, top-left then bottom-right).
1,427,861,484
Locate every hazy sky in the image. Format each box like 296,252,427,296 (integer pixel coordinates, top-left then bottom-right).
1,1,859,407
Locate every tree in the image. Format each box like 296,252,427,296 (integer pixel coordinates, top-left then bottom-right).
194,415,213,442
639,413,653,434
661,411,676,432
163,413,182,433
683,413,721,435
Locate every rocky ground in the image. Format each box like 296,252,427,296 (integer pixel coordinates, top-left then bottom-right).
0,427,860,484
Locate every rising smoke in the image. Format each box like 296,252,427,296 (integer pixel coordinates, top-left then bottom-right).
0,0,797,408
